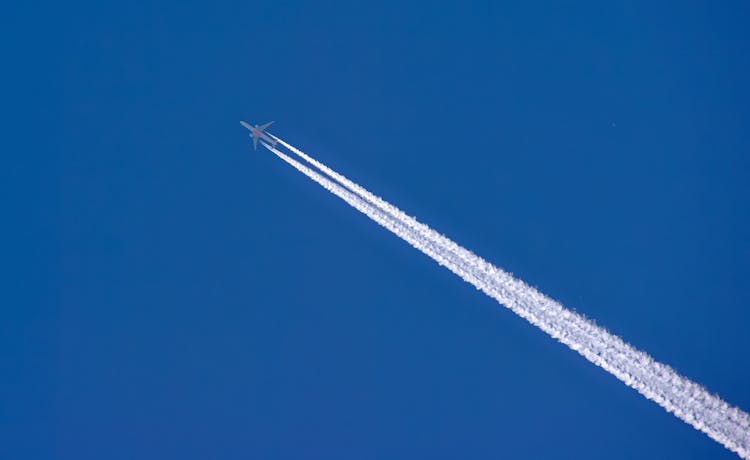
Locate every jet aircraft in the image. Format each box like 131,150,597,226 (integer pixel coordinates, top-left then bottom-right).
240,120,277,150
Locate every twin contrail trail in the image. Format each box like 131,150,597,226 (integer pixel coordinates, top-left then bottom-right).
260,136,749,458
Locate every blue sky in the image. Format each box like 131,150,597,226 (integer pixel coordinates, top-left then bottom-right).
5,1,750,458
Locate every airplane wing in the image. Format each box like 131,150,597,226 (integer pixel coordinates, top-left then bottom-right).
253,136,258,150
259,121,274,131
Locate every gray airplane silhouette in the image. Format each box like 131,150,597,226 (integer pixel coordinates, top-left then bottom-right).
240,120,277,150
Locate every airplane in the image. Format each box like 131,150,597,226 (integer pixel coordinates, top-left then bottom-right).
240,120,277,150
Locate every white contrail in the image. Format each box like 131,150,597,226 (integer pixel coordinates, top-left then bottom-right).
261,140,750,458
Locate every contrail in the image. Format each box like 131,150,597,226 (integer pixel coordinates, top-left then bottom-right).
261,140,750,458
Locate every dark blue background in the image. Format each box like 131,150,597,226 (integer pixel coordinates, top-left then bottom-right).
5,1,749,458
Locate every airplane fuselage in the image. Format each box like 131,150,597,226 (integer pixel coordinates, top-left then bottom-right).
240,120,277,149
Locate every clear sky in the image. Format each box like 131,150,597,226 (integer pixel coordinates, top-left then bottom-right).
5,1,750,458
